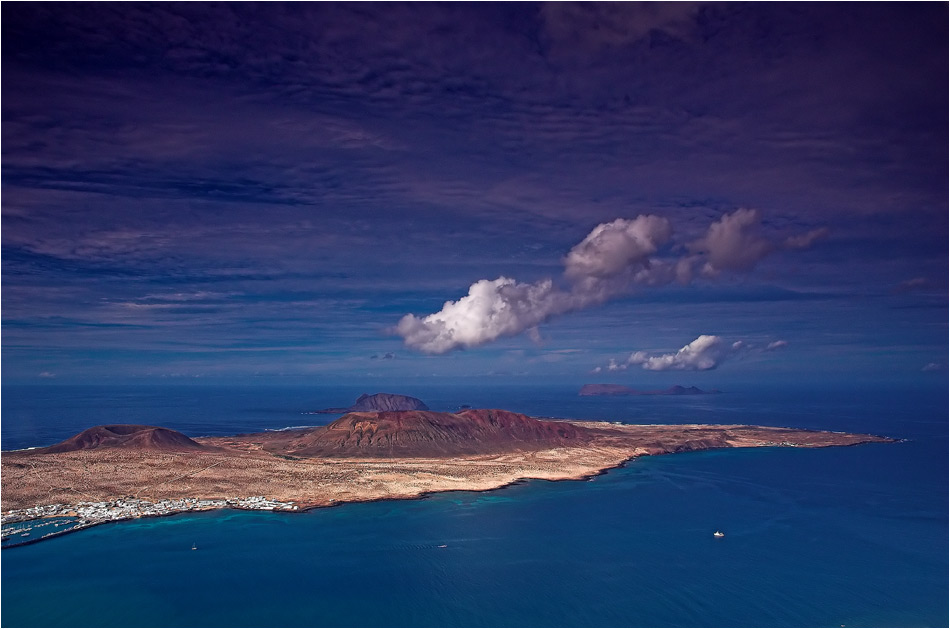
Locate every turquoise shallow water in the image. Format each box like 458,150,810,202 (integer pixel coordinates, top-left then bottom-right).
1,384,947,627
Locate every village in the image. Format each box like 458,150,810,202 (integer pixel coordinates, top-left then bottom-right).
1,496,299,545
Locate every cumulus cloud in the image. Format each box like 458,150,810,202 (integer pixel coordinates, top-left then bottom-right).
395,210,824,354
688,209,827,278
603,335,788,372
395,216,674,354
564,215,672,286
565,216,681,300
394,277,575,354
626,335,732,371
689,208,774,275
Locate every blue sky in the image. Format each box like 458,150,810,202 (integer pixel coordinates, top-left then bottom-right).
2,3,946,387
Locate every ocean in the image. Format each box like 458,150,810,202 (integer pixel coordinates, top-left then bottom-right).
1,383,946,627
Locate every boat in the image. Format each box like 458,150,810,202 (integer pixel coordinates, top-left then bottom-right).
713,530,725,538
438,544,448,548
191,542,197,550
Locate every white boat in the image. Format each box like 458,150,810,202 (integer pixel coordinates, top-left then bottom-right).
713,530,725,538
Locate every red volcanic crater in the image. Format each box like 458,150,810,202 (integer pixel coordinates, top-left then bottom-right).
35,424,208,454
285,409,591,457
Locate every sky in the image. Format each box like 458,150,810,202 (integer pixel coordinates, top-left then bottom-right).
2,2,947,388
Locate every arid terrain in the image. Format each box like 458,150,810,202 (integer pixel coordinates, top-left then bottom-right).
1,411,892,514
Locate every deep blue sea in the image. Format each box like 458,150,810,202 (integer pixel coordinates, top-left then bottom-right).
1,383,947,627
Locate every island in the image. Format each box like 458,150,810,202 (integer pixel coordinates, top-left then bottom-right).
308,392,429,414
580,384,721,396
1,409,894,546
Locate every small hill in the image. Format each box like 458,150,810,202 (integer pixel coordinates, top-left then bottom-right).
285,409,589,457
312,392,429,413
348,393,429,412
580,384,721,396
35,425,207,454
579,384,636,396
663,385,718,395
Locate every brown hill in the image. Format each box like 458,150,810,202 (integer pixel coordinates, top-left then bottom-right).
284,409,591,457
35,425,208,454
348,393,429,412
311,392,429,413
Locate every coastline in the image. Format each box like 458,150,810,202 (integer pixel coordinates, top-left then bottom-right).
1,499,299,550
2,455,640,548
1,456,636,549
2,420,895,548
1,446,644,548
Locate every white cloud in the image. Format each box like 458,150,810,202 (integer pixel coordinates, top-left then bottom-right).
921,362,941,372
395,211,825,354
766,340,788,351
38,371,56,378
627,335,730,371
564,215,671,283
396,215,674,354
394,277,574,354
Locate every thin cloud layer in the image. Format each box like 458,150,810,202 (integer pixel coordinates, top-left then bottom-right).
396,210,818,354
785,228,830,250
